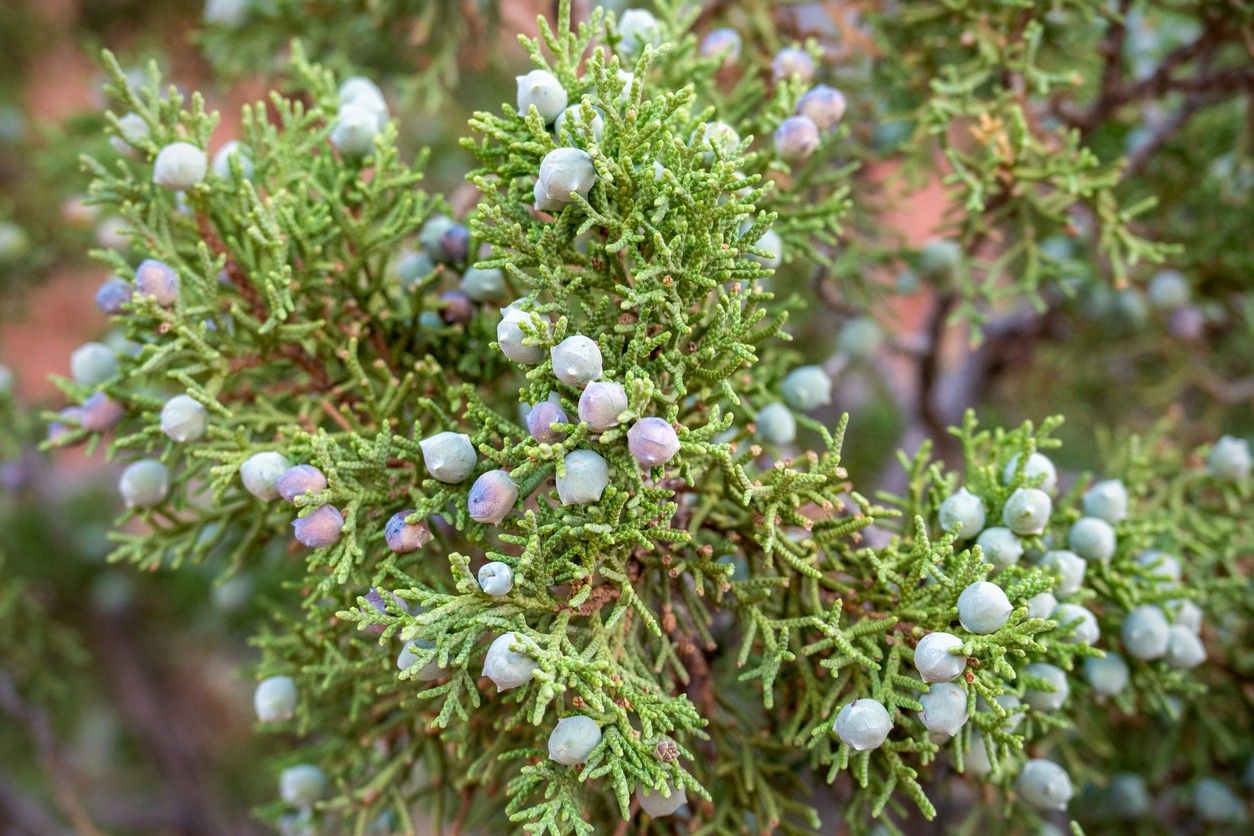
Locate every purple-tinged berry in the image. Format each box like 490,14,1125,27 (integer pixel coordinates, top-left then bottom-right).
292,505,343,548
384,510,432,554
95,278,133,314
771,47,815,82
467,469,519,525
773,115,820,162
80,392,125,432
134,259,179,306
277,464,327,503
577,380,628,431
526,399,568,443
796,84,847,131
627,417,680,467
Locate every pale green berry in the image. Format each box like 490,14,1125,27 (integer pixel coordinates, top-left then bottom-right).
1022,662,1068,711
1135,549,1180,586
254,675,298,723
695,121,739,163
550,335,602,387
577,380,628,431
419,432,476,483
555,100,604,141
1041,550,1086,596
534,147,596,211
119,459,170,508
1002,487,1051,535
70,342,118,386
1193,778,1247,824
515,69,567,124
160,394,207,442
617,9,662,60
1121,604,1169,660
918,682,968,736
338,76,388,127
754,402,796,445
1001,451,1057,493
397,640,443,682
1068,516,1116,562
460,266,505,302
1026,591,1057,620
1163,624,1206,669
939,488,985,541
637,781,686,818
1207,435,1250,482
482,632,538,691
1051,603,1099,644
240,451,292,500
781,365,832,411
153,142,207,190
957,581,1012,634
1165,598,1202,633
556,449,609,505
497,304,546,365
110,112,149,156
1106,773,1150,821
834,698,891,751
330,103,379,157
837,317,883,360
279,764,326,809
751,229,782,269
914,631,965,683
211,140,253,179
976,527,1023,572
1016,759,1073,811
477,561,514,597
919,239,960,283
548,715,602,765
1083,652,1129,696
1082,479,1128,523
963,731,992,776
1147,269,1189,311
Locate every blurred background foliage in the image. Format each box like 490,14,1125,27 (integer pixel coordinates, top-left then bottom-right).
0,0,1249,833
